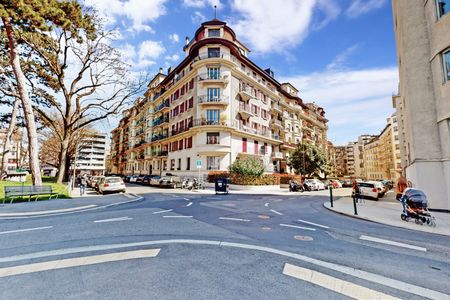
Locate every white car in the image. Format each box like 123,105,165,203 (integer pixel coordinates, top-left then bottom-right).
304,179,325,191
368,181,385,198
357,182,379,200
129,175,139,183
98,177,126,194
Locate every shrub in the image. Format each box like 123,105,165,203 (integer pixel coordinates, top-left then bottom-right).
229,156,264,177
274,173,302,185
207,171,230,183
229,173,278,185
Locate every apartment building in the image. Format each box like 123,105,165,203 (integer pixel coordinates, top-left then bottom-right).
335,146,348,177
392,0,450,210
0,129,23,172
75,133,108,175
109,19,328,178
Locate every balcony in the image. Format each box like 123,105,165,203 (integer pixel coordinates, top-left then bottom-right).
237,123,271,139
197,73,228,86
270,118,283,129
271,151,283,160
151,133,169,142
155,100,170,112
192,118,227,127
198,96,229,106
238,87,253,101
272,103,282,113
152,116,170,127
238,103,253,119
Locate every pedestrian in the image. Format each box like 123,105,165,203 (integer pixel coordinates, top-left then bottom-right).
352,178,362,203
80,175,87,196
396,175,408,201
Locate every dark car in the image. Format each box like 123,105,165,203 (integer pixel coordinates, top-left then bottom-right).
123,175,131,183
136,175,146,184
142,175,154,185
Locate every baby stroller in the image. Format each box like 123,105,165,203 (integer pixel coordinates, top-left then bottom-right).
400,188,436,227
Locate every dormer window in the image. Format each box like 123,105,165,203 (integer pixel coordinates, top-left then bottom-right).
208,29,220,37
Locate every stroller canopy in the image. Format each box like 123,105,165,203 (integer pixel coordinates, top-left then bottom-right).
403,188,428,203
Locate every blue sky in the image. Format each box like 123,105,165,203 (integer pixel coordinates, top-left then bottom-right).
86,0,399,146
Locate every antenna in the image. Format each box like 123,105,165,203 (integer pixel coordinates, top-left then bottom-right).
214,5,217,19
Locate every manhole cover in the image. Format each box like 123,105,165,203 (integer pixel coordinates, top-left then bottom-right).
294,235,313,241
261,227,271,231
258,215,270,219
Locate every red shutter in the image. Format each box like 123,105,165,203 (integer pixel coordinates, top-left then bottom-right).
188,137,193,148
242,138,247,153
254,141,258,154
189,97,193,108
189,78,194,89
179,139,184,150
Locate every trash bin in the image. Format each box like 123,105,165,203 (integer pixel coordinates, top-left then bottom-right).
215,178,229,195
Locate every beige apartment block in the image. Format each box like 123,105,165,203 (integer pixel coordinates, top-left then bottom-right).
0,129,23,172
335,146,348,177
109,19,329,178
392,0,450,210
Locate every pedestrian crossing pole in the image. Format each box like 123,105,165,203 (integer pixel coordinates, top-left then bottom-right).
329,186,333,207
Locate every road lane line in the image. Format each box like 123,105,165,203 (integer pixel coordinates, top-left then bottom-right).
162,215,193,218
297,219,329,229
264,203,269,207
0,249,160,278
0,205,97,217
219,217,250,222
280,224,316,231
0,226,53,235
183,197,190,201
186,202,193,207
283,263,400,300
94,217,132,223
270,209,283,215
152,209,173,214
359,235,427,252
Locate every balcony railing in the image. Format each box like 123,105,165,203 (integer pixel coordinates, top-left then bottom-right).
153,116,170,127
155,100,170,112
198,96,228,105
151,133,169,142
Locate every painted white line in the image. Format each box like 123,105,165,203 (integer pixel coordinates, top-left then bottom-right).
0,226,53,235
360,235,427,252
183,197,190,201
297,219,329,229
94,217,132,223
283,263,400,300
219,217,250,222
0,249,160,278
162,215,193,218
186,202,193,207
152,209,173,214
264,202,269,207
0,205,97,217
0,239,446,300
122,193,134,199
280,224,316,231
270,209,283,215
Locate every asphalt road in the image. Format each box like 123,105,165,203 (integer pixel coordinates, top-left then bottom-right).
0,185,449,299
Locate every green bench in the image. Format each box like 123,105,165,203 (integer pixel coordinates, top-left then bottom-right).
3,186,58,204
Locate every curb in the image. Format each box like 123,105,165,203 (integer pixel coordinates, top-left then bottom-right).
0,194,144,220
322,201,450,237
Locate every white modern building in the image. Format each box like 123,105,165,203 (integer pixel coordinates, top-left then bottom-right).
75,133,108,175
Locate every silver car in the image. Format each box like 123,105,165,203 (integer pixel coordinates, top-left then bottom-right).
98,177,126,194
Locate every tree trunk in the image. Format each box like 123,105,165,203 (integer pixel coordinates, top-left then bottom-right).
3,17,42,186
1,97,19,177
56,135,70,183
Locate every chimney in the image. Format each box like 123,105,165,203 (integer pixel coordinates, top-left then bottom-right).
264,68,274,78
185,36,190,45
167,66,172,74
159,67,163,74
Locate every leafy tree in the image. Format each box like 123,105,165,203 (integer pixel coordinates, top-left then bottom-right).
230,156,265,177
288,143,327,177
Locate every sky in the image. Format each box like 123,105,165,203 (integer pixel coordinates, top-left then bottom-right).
84,0,399,146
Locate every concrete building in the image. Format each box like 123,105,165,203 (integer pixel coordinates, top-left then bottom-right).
0,129,23,172
335,146,348,177
392,0,450,210
109,19,328,177
75,132,108,175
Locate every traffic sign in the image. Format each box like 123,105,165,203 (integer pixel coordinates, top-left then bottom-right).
196,159,202,168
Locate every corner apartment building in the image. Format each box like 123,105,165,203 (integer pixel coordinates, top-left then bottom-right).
392,0,450,210
0,129,23,172
109,19,329,178
75,133,108,175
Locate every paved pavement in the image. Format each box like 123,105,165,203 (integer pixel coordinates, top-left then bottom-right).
0,186,448,299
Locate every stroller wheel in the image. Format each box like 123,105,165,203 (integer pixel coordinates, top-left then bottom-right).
401,214,407,221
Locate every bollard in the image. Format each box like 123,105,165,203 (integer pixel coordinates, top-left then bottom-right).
329,186,333,207
353,194,358,215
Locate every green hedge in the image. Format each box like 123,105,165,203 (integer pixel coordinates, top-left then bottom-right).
207,171,279,185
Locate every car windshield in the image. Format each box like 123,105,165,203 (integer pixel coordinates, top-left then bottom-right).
106,178,122,183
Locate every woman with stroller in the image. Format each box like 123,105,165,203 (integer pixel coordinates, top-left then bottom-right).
396,175,408,201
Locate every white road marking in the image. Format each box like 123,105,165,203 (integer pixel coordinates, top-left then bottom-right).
122,193,134,199
360,235,427,252
183,197,190,201
0,249,160,278
0,205,97,217
0,226,53,235
283,263,400,300
152,209,173,214
280,224,316,231
219,217,250,222
162,215,193,218
270,209,283,215
186,202,193,207
0,239,446,299
297,219,329,229
94,217,132,223
264,202,269,207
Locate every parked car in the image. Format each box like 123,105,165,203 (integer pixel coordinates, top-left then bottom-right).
129,175,138,183
98,176,126,194
342,180,353,187
136,175,146,184
303,179,325,191
159,176,183,188
149,176,162,186
124,175,131,183
331,180,342,188
357,182,379,200
142,175,154,185
94,176,105,191
368,181,385,198
89,176,102,188
310,179,325,190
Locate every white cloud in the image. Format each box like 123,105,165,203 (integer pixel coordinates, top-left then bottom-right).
117,40,165,70
326,44,359,71
229,0,340,54
191,11,207,24
183,0,221,8
346,0,387,18
165,54,180,62
169,33,180,43
85,0,167,32
139,40,165,60
280,67,399,145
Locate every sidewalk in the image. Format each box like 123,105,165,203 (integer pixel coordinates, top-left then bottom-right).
324,192,450,236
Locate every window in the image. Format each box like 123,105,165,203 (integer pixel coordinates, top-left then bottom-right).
242,138,247,153
437,0,450,18
207,156,220,170
170,159,175,170
206,109,220,124
186,137,193,148
188,97,194,108
207,88,220,101
178,158,181,170
207,132,220,144
208,28,220,37
208,47,220,58
207,67,220,79
254,141,259,155
444,50,450,81
186,157,191,170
